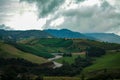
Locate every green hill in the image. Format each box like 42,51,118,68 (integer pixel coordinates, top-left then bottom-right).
0,41,48,64
82,51,120,79
84,52,120,72
16,38,73,58
18,38,120,53
0,29,54,41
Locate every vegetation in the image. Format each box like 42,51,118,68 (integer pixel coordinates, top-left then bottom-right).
82,51,120,80
0,42,48,64
55,55,78,64
0,54,92,80
43,77,80,80
10,43,54,58
86,47,106,57
0,38,120,80
0,29,53,41
17,38,120,56
84,52,120,72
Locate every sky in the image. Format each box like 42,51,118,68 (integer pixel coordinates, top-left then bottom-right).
0,0,120,35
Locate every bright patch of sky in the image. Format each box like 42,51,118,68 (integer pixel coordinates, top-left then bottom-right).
50,17,64,27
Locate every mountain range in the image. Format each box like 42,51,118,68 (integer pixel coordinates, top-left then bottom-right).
0,29,120,44
45,29,120,44
0,28,120,79
84,33,120,44
0,29,53,41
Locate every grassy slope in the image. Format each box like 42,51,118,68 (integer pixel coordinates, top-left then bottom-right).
17,38,73,58
20,38,120,53
12,43,54,58
0,42,48,64
83,52,120,73
55,53,85,64
17,38,120,60
43,77,80,80
55,55,78,64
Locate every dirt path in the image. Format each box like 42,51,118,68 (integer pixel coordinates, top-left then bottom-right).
48,55,63,68
48,55,63,61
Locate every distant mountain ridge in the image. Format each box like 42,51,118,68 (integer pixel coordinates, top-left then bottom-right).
84,33,120,44
0,29,53,41
44,29,96,40
44,29,120,44
0,29,120,44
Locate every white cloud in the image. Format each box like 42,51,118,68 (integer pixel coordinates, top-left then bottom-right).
0,0,120,35
80,0,101,7
4,1,46,30
50,17,64,27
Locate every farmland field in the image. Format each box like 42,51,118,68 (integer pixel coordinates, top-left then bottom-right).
0,42,48,64
43,77,80,80
84,52,120,73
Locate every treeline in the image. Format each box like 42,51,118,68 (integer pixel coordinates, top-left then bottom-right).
5,41,54,58
0,46,107,80
0,55,92,80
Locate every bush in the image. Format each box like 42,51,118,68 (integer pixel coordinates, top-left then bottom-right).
86,47,106,57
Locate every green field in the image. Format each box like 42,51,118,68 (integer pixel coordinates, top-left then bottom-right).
19,38,120,54
0,42,48,64
43,76,80,80
11,43,54,58
55,53,85,64
1,38,120,79
15,38,74,58
55,55,78,64
83,52,120,73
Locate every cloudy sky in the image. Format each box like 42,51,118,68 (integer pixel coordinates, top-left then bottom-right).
0,0,120,35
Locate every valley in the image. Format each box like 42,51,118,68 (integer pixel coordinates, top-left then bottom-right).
0,30,120,80
0,0,120,79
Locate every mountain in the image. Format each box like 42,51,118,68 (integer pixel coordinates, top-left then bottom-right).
0,24,12,30
18,38,120,53
0,41,48,64
84,33,120,44
1,28,120,44
44,29,96,40
0,29,53,41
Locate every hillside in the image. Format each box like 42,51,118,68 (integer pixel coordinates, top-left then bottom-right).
0,29,53,41
82,51,120,79
44,29,95,40
84,33,120,44
1,29,120,44
0,41,48,64
17,38,120,55
84,52,120,72
0,38,120,80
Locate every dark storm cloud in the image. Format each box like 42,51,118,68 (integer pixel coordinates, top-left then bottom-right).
75,0,85,3
44,0,120,33
20,0,65,17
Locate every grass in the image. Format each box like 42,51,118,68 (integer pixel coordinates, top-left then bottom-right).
17,38,120,59
83,52,120,73
16,38,73,58
55,53,85,64
55,55,78,64
11,43,54,58
43,76,80,80
0,42,48,64
37,38,73,47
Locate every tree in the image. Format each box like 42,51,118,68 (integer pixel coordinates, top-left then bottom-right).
35,75,43,80
1,68,17,80
86,47,106,57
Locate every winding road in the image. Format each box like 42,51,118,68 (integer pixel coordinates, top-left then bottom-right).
48,55,63,68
